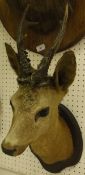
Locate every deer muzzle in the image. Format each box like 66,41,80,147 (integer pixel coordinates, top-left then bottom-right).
1,139,27,156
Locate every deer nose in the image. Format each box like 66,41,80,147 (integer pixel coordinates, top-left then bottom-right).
1,141,17,156
1,145,16,156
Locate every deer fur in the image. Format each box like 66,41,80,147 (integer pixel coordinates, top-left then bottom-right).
1,52,76,164
1,4,76,165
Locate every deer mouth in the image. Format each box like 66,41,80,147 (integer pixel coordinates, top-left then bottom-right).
1,141,27,156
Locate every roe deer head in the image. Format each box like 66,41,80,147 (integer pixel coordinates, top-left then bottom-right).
1,3,76,165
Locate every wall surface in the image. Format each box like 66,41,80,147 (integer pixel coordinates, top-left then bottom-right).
0,21,85,175
0,168,18,175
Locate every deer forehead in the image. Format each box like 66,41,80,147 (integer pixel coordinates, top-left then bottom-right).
11,86,61,111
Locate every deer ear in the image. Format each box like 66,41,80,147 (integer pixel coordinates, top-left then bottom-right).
53,51,76,90
5,43,19,75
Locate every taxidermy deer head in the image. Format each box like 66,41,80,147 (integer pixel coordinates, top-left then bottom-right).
1,3,77,169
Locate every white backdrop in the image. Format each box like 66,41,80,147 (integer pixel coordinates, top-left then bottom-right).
0,21,85,175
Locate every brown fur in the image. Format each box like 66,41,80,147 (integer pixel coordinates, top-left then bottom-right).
31,100,74,164
2,86,73,163
2,51,76,164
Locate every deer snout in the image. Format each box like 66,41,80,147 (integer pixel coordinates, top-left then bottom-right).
1,139,26,156
1,140,17,156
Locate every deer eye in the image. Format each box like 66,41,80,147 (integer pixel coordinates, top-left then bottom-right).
35,107,49,122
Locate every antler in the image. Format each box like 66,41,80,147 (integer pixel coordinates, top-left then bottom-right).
5,2,68,87
31,3,68,86
17,4,35,83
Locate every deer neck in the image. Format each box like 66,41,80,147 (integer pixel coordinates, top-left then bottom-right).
30,108,73,164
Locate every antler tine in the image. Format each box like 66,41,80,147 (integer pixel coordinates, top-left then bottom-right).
51,3,68,55
17,4,35,82
17,4,29,50
38,3,68,71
